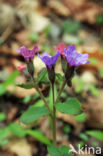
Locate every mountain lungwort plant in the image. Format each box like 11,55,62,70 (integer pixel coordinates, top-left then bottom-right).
17,44,89,155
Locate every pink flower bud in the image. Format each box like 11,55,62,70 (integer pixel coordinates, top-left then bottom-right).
17,64,26,73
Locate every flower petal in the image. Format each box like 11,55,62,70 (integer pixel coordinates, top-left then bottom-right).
38,51,60,68
64,45,89,66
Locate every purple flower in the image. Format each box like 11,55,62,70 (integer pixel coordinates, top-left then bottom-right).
17,46,38,62
38,51,60,68
64,44,89,66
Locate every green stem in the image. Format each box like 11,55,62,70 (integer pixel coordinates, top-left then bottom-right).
56,79,67,103
31,76,53,118
52,84,56,145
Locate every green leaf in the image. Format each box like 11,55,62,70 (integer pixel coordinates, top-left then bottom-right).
29,33,39,41
32,93,40,99
26,129,51,145
59,146,73,156
72,77,85,93
62,19,81,34
34,100,44,107
44,25,51,37
23,94,40,104
0,124,51,145
48,145,60,156
89,85,99,97
61,91,67,98
64,125,71,134
90,58,99,65
96,14,103,24
99,67,103,77
42,44,51,51
17,82,34,89
23,96,31,104
0,128,9,140
0,139,9,146
91,141,99,147
35,68,49,86
56,73,64,82
0,70,19,96
9,123,26,137
0,128,9,146
75,113,86,123
86,130,103,142
79,133,88,141
77,141,85,148
48,145,73,156
36,68,47,82
0,112,6,121
20,106,49,124
55,98,81,115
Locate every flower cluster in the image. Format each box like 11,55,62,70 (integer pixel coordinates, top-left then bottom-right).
17,44,89,85
57,43,89,67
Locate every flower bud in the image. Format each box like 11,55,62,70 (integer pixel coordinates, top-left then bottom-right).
17,64,26,73
17,64,31,81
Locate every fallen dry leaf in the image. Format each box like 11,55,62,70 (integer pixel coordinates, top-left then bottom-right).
63,0,103,24
4,138,32,156
48,0,70,17
83,90,103,128
57,112,84,134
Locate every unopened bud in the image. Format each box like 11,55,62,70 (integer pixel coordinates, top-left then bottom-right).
17,64,26,73
17,64,31,81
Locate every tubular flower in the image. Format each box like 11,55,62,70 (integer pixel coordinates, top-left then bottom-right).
16,46,38,62
38,51,60,69
38,51,60,84
63,44,89,87
64,44,89,67
56,43,67,58
17,64,26,72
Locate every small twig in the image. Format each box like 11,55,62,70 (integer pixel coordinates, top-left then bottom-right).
0,26,12,43
31,76,53,118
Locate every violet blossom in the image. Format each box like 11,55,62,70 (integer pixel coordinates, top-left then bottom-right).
38,51,60,84
64,44,89,67
38,51,60,69
17,46,38,62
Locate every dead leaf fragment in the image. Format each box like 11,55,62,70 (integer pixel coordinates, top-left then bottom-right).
48,0,70,17
5,138,32,156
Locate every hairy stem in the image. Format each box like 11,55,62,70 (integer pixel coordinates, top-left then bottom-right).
31,76,53,118
56,79,67,103
52,84,56,145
